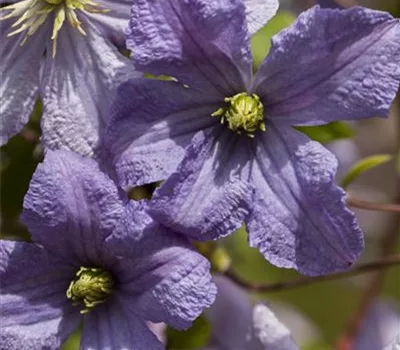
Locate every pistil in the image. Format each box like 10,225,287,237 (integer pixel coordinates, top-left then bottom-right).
66,266,113,314
0,0,108,57
212,92,266,138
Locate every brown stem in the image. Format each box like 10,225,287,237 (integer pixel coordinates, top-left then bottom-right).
224,254,400,293
347,197,400,213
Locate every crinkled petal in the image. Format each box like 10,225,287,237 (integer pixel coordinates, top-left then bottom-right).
127,0,252,94
81,301,163,350
84,0,132,48
0,18,46,145
246,125,364,275
0,317,80,350
244,0,279,34
105,201,217,330
21,150,124,264
41,21,137,157
253,6,400,126
150,128,254,241
0,241,80,349
105,78,220,188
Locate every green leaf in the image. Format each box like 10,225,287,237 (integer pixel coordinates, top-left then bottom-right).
341,154,393,189
0,100,42,239
297,122,354,144
251,11,296,69
302,340,331,350
166,315,210,349
61,327,81,350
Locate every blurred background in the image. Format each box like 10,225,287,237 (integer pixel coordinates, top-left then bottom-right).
1,0,399,349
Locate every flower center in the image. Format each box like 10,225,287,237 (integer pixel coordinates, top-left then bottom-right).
0,0,108,57
212,92,266,138
66,266,113,314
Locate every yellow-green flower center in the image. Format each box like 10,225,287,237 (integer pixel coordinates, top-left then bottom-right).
0,0,108,57
66,266,113,314
212,92,266,138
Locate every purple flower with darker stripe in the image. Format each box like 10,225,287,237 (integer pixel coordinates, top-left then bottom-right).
105,0,400,275
0,150,216,350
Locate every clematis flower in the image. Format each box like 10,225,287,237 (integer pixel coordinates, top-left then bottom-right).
204,275,299,350
0,0,138,157
0,150,216,349
106,0,400,275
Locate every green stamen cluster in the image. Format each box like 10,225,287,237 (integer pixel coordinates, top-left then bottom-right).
0,0,108,57
66,266,113,314
212,92,266,138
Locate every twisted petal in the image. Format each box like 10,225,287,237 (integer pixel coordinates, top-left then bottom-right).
0,241,80,350
105,79,220,189
246,125,363,275
127,0,252,94
0,18,45,145
150,128,254,241
41,21,137,157
244,0,279,34
207,276,298,350
106,201,217,329
21,150,124,264
81,302,163,350
254,6,400,125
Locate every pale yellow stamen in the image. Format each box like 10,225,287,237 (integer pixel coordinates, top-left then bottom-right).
0,0,108,57
66,266,113,314
212,92,266,138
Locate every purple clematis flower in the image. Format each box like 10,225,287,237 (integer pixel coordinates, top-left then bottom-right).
0,0,138,157
0,150,216,349
106,0,400,275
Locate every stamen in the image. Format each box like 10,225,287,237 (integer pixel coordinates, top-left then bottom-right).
66,266,113,314
0,0,108,57
212,92,266,138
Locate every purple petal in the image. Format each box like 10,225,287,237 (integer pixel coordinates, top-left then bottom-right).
127,0,252,94
105,79,220,189
150,128,254,241
84,0,132,48
207,276,298,350
355,301,400,350
105,201,217,329
244,0,279,34
21,150,124,265
81,302,164,350
246,125,364,275
254,6,400,125
383,335,400,350
41,21,137,157
0,18,45,145
206,276,254,349
0,240,80,349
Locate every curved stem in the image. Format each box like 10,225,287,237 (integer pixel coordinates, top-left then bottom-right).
223,254,400,293
347,197,400,213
